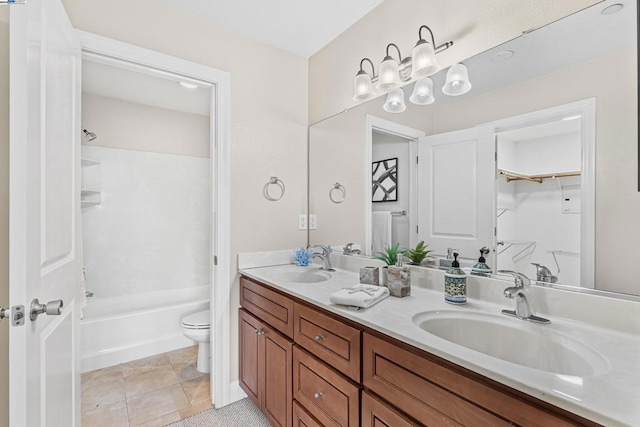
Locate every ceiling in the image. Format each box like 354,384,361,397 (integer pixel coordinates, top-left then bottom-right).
159,0,384,58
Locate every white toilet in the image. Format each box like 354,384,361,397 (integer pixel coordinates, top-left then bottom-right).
181,309,211,373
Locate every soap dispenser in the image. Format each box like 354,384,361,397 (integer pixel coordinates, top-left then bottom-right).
471,247,492,277
444,253,467,304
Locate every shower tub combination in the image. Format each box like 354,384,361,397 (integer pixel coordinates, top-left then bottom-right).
80,286,209,372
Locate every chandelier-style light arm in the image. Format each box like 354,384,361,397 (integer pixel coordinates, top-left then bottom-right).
385,43,403,61
359,57,376,76
418,25,453,53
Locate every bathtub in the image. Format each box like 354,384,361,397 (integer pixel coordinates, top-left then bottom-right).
81,286,209,372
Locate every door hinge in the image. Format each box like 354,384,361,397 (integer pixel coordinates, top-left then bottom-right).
494,227,497,236
416,225,419,233
213,256,218,266
416,156,419,164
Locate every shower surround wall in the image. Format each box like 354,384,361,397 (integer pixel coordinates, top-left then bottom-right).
81,145,210,297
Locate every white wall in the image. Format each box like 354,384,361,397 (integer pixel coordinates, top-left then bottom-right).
62,0,309,384
82,93,210,158
81,146,210,298
372,132,411,249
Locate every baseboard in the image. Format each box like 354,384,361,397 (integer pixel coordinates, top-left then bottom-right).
81,333,192,372
228,381,247,405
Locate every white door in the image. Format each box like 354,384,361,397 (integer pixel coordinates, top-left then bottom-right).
9,0,82,425
417,126,494,261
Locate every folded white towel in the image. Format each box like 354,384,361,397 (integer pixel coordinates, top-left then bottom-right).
330,285,389,309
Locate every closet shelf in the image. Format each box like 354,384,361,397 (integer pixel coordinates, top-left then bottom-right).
498,169,580,183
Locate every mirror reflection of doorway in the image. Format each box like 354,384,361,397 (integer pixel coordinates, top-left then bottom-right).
371,131,413,253
496,117,582,286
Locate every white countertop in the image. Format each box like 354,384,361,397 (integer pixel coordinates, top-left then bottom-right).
239,263,640,426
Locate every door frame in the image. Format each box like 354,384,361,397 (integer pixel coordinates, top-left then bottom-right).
76,31,234,406
365,115,425,255
484,98,596,289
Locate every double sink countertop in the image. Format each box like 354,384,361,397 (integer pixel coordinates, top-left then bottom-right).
239,263,640,427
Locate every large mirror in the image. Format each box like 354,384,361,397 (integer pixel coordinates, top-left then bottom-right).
309,0,638,296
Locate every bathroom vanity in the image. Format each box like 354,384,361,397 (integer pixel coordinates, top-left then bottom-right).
238,261,638,426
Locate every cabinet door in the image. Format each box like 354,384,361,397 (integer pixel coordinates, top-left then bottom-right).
239,309,263,408
263,326,293,427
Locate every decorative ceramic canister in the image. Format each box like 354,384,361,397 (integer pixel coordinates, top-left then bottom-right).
359,266,380,286
387,260,411,297
444,253,467,304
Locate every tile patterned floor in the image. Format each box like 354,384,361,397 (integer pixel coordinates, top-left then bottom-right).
82,346,212,427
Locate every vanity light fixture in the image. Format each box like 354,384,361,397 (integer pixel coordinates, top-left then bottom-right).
352,24,453,102
442,63,472,96
409,77,435,105
383,88,406,113
411,25,452,79
377,43,405,90
353,58,377,102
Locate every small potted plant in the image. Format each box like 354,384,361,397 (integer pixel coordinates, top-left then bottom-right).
374,242,401,266
402,241,434,266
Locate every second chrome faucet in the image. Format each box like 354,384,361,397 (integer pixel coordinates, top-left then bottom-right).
498,270,550,324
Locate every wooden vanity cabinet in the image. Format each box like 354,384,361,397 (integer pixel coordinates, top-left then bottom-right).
240,275,600,427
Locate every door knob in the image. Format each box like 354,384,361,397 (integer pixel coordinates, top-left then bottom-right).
0,307,8,321
30,299,63,321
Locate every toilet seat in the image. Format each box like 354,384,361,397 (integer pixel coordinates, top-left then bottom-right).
182,310,210,330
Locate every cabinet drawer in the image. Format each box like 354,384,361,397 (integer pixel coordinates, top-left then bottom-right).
294,302,361,382
361,391,422,427
363,333,511,427
363,333,595,427
293,401,323,427
293,347,360,427
241,277,294,338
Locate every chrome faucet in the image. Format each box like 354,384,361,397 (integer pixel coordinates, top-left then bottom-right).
311,245,335,271
531,263,558,283
343,243,361,255
498,270,550,324
446,248,459,260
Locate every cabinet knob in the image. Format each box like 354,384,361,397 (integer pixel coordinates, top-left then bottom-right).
314,392,323,399
255,328,265,336
314,334,324,342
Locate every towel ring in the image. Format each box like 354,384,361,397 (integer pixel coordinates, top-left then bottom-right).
264,176,285,201
329,182,346,204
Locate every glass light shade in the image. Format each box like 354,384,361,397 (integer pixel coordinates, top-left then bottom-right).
377,56,402,90
353,71,375,102
442,63,472,96
383,88,406,113
410,40,440,79
409,77,435,105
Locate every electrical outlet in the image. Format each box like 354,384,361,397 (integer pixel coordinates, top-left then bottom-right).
298,214,307,230
309,214,317,230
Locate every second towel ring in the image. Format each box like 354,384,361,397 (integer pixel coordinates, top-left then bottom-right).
329,182,346,204
264,176,285,201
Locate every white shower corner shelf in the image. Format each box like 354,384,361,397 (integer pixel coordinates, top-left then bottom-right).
81,158,102,209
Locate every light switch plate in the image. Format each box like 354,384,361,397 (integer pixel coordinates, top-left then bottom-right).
309,214,317,230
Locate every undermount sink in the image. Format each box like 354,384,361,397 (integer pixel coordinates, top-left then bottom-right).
278,269,332,284
412,310,609,377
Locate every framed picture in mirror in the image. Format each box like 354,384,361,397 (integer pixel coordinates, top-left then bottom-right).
372,157,398,202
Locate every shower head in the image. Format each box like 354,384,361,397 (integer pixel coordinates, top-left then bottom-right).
82,128,97,141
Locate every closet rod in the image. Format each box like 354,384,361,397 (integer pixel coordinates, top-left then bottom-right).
498,169,580,183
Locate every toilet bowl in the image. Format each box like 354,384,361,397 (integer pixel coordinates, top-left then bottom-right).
181,309,211,373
